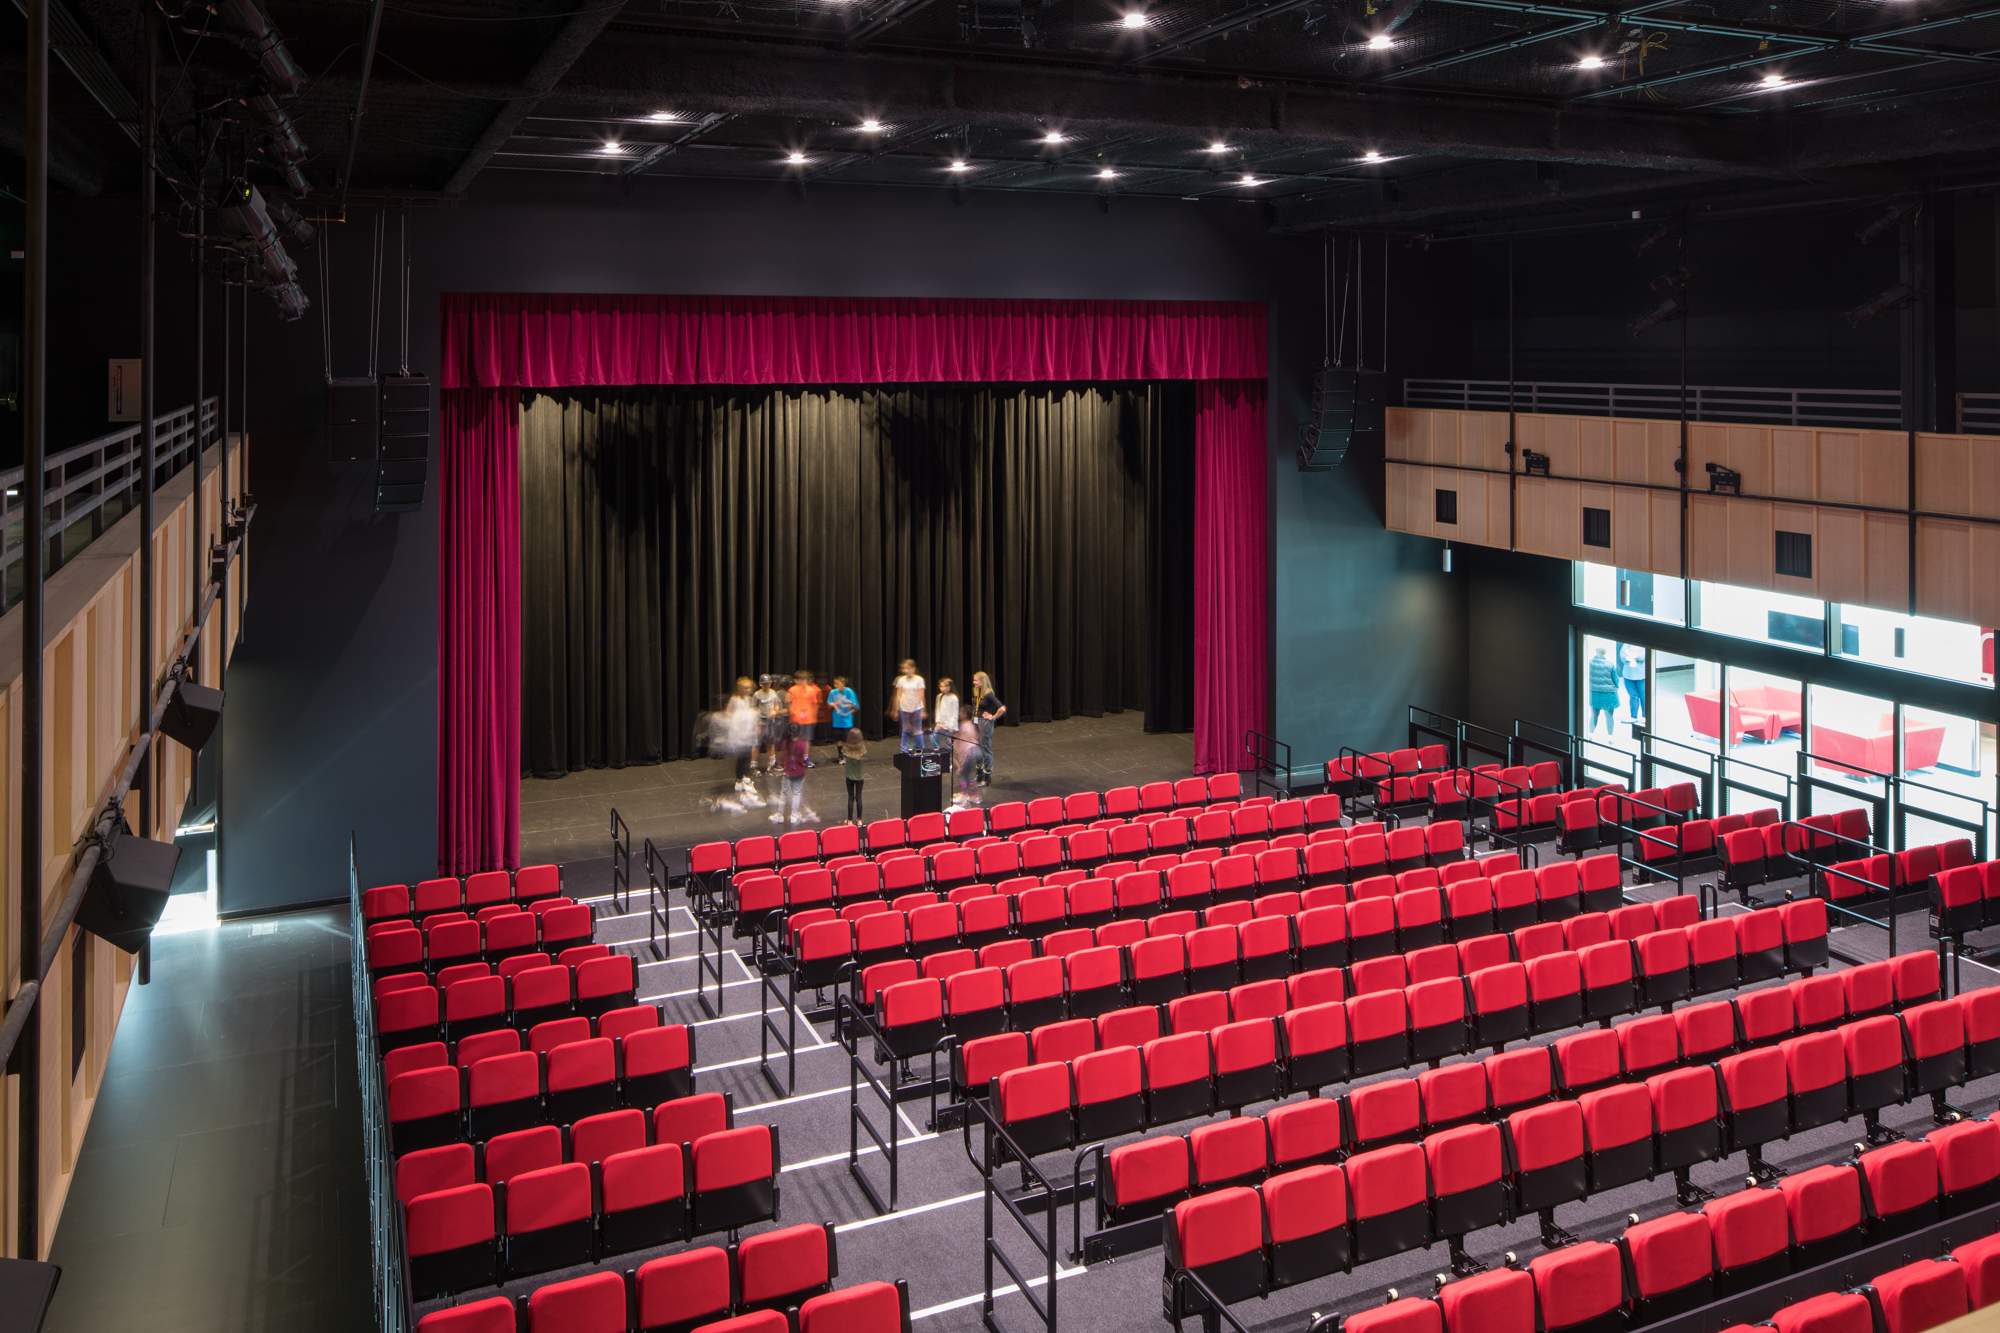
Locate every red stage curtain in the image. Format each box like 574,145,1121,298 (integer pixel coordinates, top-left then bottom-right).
438,387,522,874
440,294,1267,388
1193,380,1269,775
437,294,1268,871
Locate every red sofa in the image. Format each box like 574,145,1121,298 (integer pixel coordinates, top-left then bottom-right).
1683,686,1803,744
1813,715,1945,777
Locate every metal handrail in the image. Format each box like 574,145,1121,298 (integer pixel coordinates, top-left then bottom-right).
644,837,671,962
609,807,631,914
962,1095,1063,1333
1405,378,1901,428
350,835,412,1333
1244,729,1291,800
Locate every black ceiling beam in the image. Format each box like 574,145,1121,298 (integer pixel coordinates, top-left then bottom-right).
1374,17,1601,80
846,0,947,46
546,34,1772,170
1570,42,1826,99
1438,0,2000,65
1129,0,1319,64
439,1,629,194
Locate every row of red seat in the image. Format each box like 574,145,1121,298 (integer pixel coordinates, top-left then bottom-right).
1935,858,2000,935
378,953,641,1055
387,1015,694,1151
368,900,598,977
364,865,565,926
404,1119,780,1300
876,896,1833,1088
1775,836,1973,903
416,1270,911,1333
1302,1182,2000,1333
1145,1106,1989,1314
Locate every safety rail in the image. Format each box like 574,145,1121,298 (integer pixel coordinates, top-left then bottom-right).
1477,766,1543,857
1602,788,1704,891
1069,1141,1168,1265
644,837,671,962
1793,819,1925,967
836,995,952,1215
609,807,632,914
1889,770,1991,865
1167,1265,1256,1333
1793,750,1890,857
1629,730,1718,820
1957,392,2000,434
691,869,733,1020
1577,735,1639,792
1245,729,1292,800
350,834,414,1333
1403,378,1903,428
963,1096,1065,1333
1511,719,1576,789
753,919,802,1097
1407,706,1461,768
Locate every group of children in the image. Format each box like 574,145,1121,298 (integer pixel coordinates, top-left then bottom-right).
703,661,1005,825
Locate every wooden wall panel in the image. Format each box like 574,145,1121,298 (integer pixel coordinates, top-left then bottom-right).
0,438,246,1257
1916,516,2000,628
1864,513,1909,612
1686,495,1731,584
1857,432,1908,509
1772,428,1818,501
1915,432,2000,520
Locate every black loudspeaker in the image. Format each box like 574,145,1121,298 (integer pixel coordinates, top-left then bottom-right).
161,678,224,752
78,833,181,954
1296,367,1386,470
376,375,431,514
329,376,379,461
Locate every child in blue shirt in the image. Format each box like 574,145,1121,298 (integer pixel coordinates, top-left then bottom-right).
827,676,858,740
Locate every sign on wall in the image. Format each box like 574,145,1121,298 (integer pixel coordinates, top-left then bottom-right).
107,358,140,421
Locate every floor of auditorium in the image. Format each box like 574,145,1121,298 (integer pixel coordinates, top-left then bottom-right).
520,710,1197,868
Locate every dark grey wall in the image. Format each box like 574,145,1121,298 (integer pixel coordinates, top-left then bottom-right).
203,173,1466,908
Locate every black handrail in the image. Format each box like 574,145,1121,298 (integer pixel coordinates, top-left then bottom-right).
349,835,413,1333
644,837,671,962
1164,1264,1256,1333
963,1095,1063,1333
1244,729,1292,800
609,807,632,913
754,919,800,1097
837,995,954,1215
1511,718,1576,787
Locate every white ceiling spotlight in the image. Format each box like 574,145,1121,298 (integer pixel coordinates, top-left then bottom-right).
786,151,808,164
1760,71,1788,85
1207,141,1230,152
599,142,622,154
949,160,969,171
1241,173,1260,184
1099,167,1118,178
1044,131,1066,143
1367,32,1392,48
1363,149,1383,161
1577,54,1605,69
647,111,677,121
1122,10,1147,26
861,119,883,131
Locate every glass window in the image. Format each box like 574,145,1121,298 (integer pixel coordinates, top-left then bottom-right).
1805,684,1894,834
1581,635,1645,757
1899,707,1994,853
1651,651,1721,758
1574,562,1686,627
1721,667,1800,817
1692,581,1827,653
1833,604,1993,687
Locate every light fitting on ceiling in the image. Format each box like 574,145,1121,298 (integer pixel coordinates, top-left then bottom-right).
949,160,969,171
1208,142,1229,152
786,152,807,164
1122,11,1147,26
1363,150,1383,161
1760,72,1787,85
1241,174,1259,184
1367,33,1392,48
1099,167,1117,178
861,119,883,131
648,111,677,121
1577,54,1605,68
1044,131,1066,143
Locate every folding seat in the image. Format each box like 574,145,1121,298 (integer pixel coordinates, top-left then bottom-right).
1031,1018,1096,1068
1458,931,1510,975
1431,774,1474,827
1144,1031,1215,1125
1210,855,1264,909
1727,912,1784,989
1934,865,1985,938
940,967,1005,1042
1071,1041,1144,1141
1649,1064,1723,1185
363,883,414,928
573,953,636,1020
1486,1043,1555,1116
530,1016,593,1058
1780,1162,1868,1266
1527,951,1584,1034
482,907,541,964
1230,978,1288,1022
1674,921,1734,999
1282,1001,1350,1092
443,972,511,1047
407,1182,497,1300
634,1246,732,1333
1782,897,1829,972
1303,840,1348,894
1152,863,1205,914
1618,1014,1683,1082
1506,1100,1589,1221
428,920,484,979
1959,1232,2000,1310
1515,922,1564,965
414,877,464,919
1410,976,1471,1062
1579,939,1637,1020
1347,1142,1431,1264
1491,869,1539,936
1441,875,1494,940
1575,1080,1653,1193
1348,989,1411,1076
1192,1116,1271,1192
1005,957,1066,1031
1858,1139,1941,1238
1184,926,1240,996
1438,1266,1536,1333
1555,1028,1623,1095
1774,1029,1853,1139
501,1160,593,1276
1407,1062,1483,1136
1100,1135,1192,1227
1792,972,1848,1032
1422,1121,1504,1259
908,902,965,959
1825,855,1890,906
559,944,610,969
929,848,977,896
1236,916,1292,984
1628,929,1691,1011
1730,986,1791,1053
873,978,947,1066
1014,884,1067,939
1379,826,1422,876
1349,895,1397,962
1165,1187,1267,1317
1616,1211,1715,1325
1408,943,1461,986
974,842,1022,886
1844,1014,1908,1125
1770,1294,1873,1333
1929,1117,2000,1215
1840,960,1896,1022
1347,831,1388,883
389,1063,463,1153
1252,890,1301,920
733,1221,837,1315
368,924,426,980
1346,1077,1423,1153
1212,1018,1281,1110
1295,904,1349,972
1890,950,1941,1010
1524,1241,1625,1333
1168,990,1229,1038
510,963,574,1034
1351,954,1407,998
546,1037,618,1123
1149,818,1192,858
462,1047,540,1140
1863,1259,1971,1333
1537,861,1582,923
1470,962,1530,1048
1891,999,1967,1103
1124,934,1187,1007
1566,912,1614,952
691,1124,777,1236
1965,985,2000,1078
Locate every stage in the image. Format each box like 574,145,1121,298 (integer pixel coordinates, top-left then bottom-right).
520,709,1198,866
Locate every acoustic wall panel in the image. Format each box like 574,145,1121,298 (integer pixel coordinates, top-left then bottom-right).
1915,432,2000,520
1916,517,2000,628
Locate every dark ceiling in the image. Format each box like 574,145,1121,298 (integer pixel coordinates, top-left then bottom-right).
25,0,2000,240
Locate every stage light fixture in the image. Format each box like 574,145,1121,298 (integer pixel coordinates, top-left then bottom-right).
1856,201,1918,243
1368,32,1392,47
1630,221,1677,256
1760,71,1787,85
648,111,677,121
161,675,225,753
1629,296,1685,336
1208,142,1229,152
1846,284,1915,329
1241,174,1259,184
1648,264,1697,292
1578,54,1605,68
1122,11,1147,26
599,142,621,154
786,152,807,164
1043,131,1066,143
1442,543,1453,573
949,160,969,171
861,119,883,131
1363,150,1383,161
1099,167,1117,178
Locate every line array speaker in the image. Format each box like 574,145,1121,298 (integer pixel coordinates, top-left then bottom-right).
376,374,431,514
1296,367,1385,470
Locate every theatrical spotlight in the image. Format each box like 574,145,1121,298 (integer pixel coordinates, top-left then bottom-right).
1846,284,1915,329
211,0,304,95
77,821,180,955
1629,297,1684,336
1631,222,1677,257
161,670,225,753
1649,265,1697,292
215,180,309,320
1856,201,1920,244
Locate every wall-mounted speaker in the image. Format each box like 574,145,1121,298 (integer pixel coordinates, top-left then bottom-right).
77,832,181,954
161,678,224,752
1296,366,1385,470
376,375,431,514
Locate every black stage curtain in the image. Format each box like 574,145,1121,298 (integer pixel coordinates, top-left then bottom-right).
520,382,1195,775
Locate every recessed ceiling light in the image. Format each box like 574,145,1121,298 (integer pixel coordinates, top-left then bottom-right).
1121,11,1146,26
861,119,883,131
949,160,969,171
1044,132,1066,144
1241,174,1259,184
1760,71,1787,85
1099,167,1117,178
1577,54,1605,68
647,111,677,121
786,152,807,164
1367,32,1391,48
1208,141,1229,152
1363,149,1383,161
600,142,622,153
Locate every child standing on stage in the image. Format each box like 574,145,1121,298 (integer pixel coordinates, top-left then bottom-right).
893,660,926,753
776,727,817,824
827,675,858,742
786,669,823,741
934,678,960,750
841,729,867,824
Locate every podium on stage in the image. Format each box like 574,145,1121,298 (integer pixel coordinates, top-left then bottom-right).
893,746,946,818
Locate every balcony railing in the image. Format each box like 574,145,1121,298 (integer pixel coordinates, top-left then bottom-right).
1403,379,1903,429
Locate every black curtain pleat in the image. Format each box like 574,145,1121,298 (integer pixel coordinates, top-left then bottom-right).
520,381,1195,774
